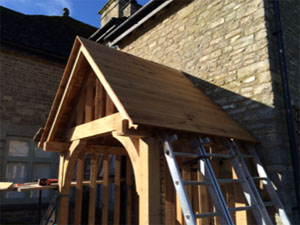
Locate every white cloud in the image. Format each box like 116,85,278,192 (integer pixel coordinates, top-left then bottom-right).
1,0,73,16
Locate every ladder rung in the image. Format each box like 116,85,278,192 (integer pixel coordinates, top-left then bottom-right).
183,180,207,185
218,179,242,184
240,154,255,158
264,201,274,207
195,212,219,218
174,151,254,160
203,143,224,148
173,152,200,158
229,206,255,212
206,153,232,159
173,152,233,159
252,177,268,181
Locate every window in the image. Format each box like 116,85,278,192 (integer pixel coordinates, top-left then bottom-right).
1,136,59,204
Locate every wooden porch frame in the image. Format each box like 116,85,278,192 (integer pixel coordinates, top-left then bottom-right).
51,114,160,225
38,37,259,225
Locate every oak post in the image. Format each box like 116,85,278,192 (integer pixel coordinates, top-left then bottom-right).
139,137,160,225
113,155,121,224
101,154,110,225
88,153,99,225
74,154,85,225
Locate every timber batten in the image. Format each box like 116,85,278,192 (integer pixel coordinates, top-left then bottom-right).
37,36,260,225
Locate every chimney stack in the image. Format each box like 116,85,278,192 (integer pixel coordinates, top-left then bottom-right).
63,8,69,17
98,0,141,27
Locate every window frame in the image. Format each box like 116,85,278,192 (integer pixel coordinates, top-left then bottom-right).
1,136,59,205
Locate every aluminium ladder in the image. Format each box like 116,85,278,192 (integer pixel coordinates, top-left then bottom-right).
162,134,291,225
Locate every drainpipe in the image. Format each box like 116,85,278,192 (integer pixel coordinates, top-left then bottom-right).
273,0,300,215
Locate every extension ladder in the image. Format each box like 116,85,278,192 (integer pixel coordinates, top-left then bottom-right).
162,134,291,225
40,192,57,225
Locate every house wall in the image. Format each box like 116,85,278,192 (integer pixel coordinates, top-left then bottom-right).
116,0,298,223
0,48,64,224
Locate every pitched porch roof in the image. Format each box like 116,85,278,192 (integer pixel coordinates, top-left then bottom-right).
39,36,257,146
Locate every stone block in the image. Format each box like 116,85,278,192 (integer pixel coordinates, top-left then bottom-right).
237,59,270,78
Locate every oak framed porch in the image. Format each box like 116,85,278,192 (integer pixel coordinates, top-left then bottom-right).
38,37,258,225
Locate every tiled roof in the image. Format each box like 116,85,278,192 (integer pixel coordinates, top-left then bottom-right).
0,6,97,60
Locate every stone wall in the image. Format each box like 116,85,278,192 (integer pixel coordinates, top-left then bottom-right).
0,48,63,169
0,48,64,223
117,0,298,223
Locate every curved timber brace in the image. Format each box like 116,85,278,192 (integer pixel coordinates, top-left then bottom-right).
112,132,161,225
57,140,86,225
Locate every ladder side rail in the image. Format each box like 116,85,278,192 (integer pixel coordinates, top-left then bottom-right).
163,136,196,225
246,144,291,225
225,142,271,225
40,193,57,225
231,141,275,224
195,137,235,225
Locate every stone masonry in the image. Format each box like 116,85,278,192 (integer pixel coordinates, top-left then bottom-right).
0,49,64,224
115,0,299,223
0,49,64,168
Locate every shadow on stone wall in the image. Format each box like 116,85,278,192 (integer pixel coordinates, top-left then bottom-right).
183,72,298,224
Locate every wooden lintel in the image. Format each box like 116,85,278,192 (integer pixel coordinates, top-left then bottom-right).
43,141,70,152
43,141,127,155
65,112,123,141
116,119,150,138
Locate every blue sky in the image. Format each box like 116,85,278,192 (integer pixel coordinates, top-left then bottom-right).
0,0,150,28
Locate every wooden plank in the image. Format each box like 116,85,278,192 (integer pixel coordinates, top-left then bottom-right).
65,112,123,141
47,50,87,141
106,94,115,116
58,153,65,193
119,96,244,132
126,156,132,225
176,195,183,225
102,154,110,225
16,180,105,192
38,39,81,148
67,73,89,129
139,137,160,225
115,119,150,138
176,158,184,225
79,37,257,143
43,141,70,152
80,39,132,125
74,155,84,225
182,166,192,225
106,72,211,104
225,159,236,223
85,76,94,123
88,154,99,225
43,142,126,155
94,79,102,119
192,170,201,225
125,109,257,143
232,168,247,224
99,85,106,118
164,161,176,225
0,182,13,190
113,155,121,225
198,170,213,225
